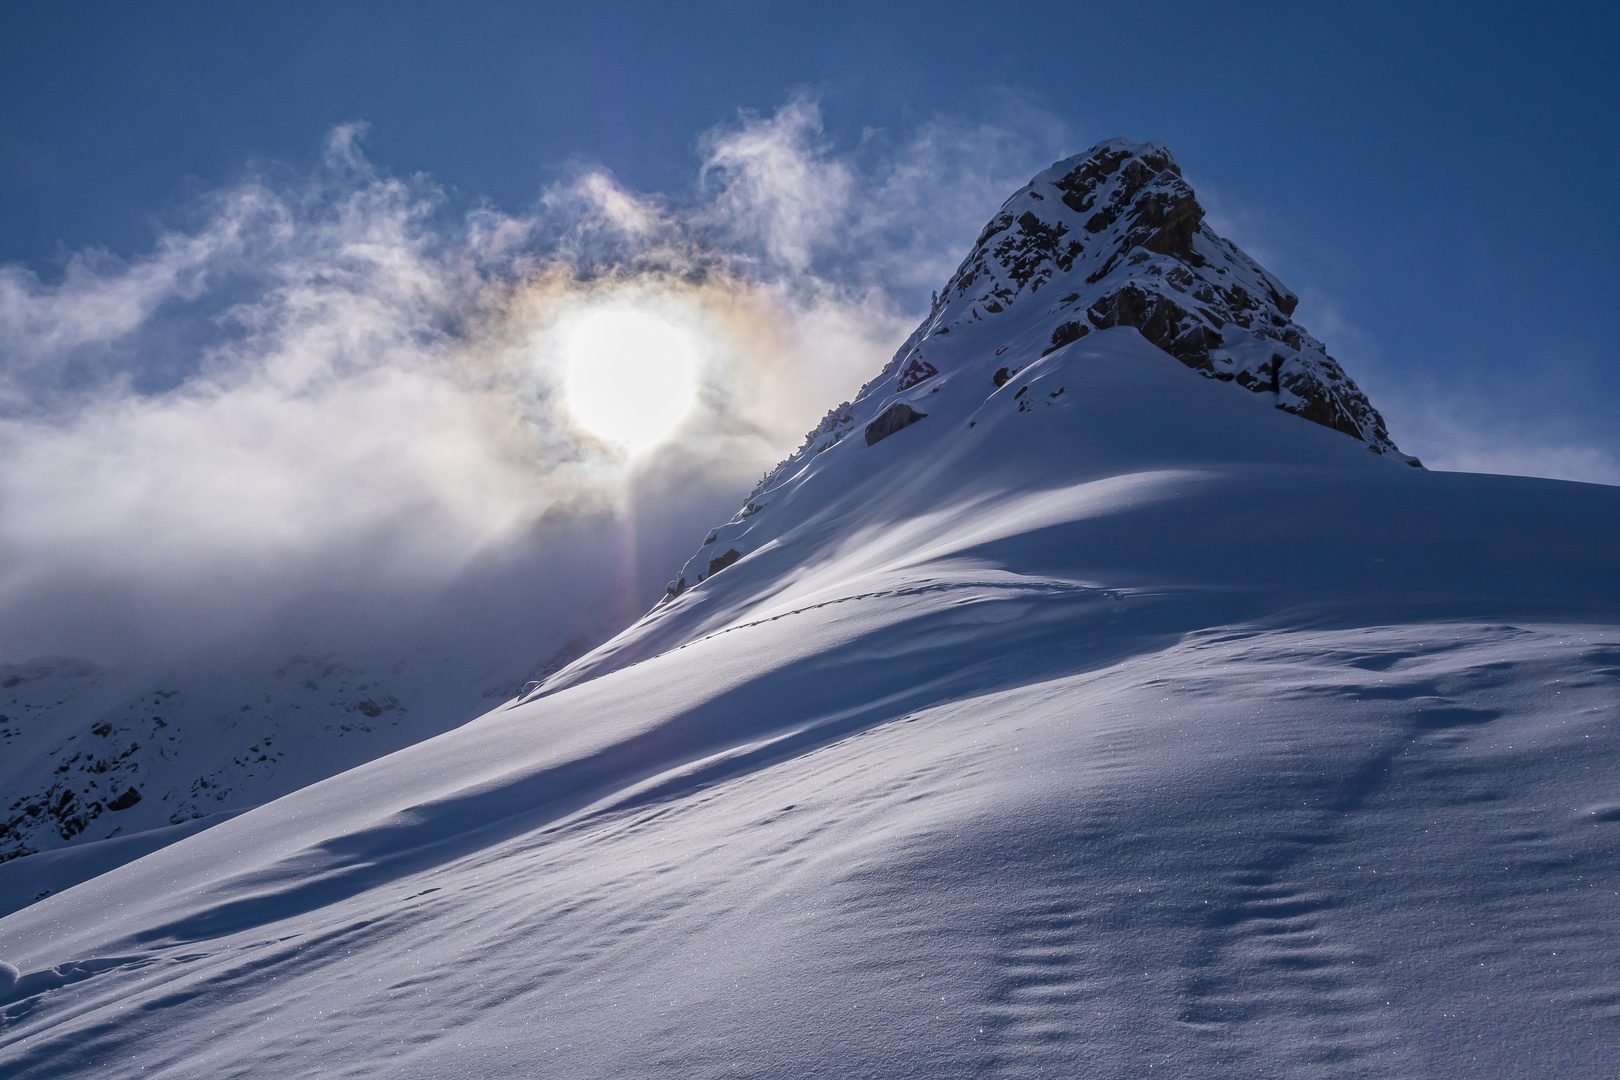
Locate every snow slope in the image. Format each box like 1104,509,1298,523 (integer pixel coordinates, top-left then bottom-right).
2,143,1619,1077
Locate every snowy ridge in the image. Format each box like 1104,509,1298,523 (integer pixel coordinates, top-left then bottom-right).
663,139,1412,606
0,655,409,865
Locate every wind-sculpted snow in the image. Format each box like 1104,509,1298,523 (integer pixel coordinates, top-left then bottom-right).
2,327,1617,1078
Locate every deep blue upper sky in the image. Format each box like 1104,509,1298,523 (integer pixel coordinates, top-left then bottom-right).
4,0,1617,478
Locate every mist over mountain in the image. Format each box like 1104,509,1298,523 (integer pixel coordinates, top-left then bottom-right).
3,138,1619,1079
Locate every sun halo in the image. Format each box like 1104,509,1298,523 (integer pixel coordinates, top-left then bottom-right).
559,304,704,455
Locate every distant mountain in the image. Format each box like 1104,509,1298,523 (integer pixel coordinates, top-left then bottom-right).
4,144,1619,1079
0,635,592,879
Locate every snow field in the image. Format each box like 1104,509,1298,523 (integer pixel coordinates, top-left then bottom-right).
1,617,1615,1077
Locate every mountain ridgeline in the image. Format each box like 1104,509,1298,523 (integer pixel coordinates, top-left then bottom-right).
667,138,1415,599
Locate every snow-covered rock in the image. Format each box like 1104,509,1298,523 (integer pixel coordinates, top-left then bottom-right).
923,138,1412,457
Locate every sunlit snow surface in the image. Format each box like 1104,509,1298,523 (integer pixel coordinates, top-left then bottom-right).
3,330,1618,1077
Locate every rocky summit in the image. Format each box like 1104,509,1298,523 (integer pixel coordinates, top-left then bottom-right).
916,138,1413,459
666,139,1417,600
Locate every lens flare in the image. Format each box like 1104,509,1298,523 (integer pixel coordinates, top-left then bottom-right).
560,305,704,454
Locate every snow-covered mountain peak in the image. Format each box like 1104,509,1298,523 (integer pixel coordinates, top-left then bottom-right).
901,137,1410,459
647,140,1416,613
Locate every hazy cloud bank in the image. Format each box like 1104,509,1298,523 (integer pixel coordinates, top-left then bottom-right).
0,98,1069,665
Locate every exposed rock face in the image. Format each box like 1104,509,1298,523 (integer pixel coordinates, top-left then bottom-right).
864,403,928,446
707,549,742,577
892,138,1412,459
663,139,1417,600
895,356,939,391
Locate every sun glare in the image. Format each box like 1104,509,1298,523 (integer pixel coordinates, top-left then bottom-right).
560,304,703,454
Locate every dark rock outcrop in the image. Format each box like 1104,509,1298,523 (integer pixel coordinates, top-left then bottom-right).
898,138,1415,463
896,356,939,390
708,549,743,577
1042,321,1090,356
864,403,928,446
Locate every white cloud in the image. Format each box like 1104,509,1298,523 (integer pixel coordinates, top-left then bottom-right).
699,95,857,276
697,92,1070,298
0,98,1070,665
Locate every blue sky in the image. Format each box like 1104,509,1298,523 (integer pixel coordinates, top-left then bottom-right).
1,1,1617,662
4,1,1617,475
5,1,1618,480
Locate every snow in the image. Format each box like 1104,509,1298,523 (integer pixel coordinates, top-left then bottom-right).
0,638,596,876
0,810,243,919
3,144,1619,1076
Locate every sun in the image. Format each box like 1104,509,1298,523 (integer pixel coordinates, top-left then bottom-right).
559,303,704,454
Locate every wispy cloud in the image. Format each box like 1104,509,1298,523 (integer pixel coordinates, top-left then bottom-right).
1207,194,1620,491
1376,393,1620,486
0,100,1069,665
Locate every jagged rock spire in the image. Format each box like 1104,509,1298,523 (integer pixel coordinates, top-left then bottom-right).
883,138,1413,460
